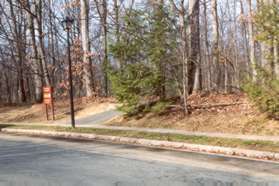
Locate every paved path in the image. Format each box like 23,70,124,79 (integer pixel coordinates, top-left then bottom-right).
0,134,279,186
54,109,123,126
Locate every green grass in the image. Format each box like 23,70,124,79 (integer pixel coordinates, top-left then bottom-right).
1,124,279,153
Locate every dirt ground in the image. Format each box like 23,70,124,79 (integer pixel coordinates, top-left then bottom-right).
1,93,278,136
0,97,117,123
108,93,279,136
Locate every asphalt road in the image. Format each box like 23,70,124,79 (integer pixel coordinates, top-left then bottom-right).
0,134,279,186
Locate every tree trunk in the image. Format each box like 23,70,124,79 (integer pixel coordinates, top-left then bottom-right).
48,0,56,85
170,0,189,114
274,43,279,77
202,0,211,91
188,0,200,93
260,0,276,72
113,0,121,68
224,59,228,93
102,0,109,96
240,0,251,78
179,0,189,114
247,0,257,81
94,0,109,96
5,72,12,104
34,0,51,86
27,0,43,103
211,0,220,91
8,0,26,103
80,0,94,97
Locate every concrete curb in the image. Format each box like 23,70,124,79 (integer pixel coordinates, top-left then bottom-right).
1,128,279,162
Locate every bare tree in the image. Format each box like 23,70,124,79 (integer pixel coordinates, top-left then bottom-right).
26,0,43,102
188,0,201,93
94,0,109,96
211,0,220,91
202,0,211,91
8,0,27,102
80,0,94,97
34,0,51,86
170,0,189,113
247,0,257,81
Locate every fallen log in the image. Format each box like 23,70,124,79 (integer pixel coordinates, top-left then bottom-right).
190,102,248,109
168,102,248,110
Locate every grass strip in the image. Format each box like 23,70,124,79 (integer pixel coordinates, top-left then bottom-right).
1,124,279,153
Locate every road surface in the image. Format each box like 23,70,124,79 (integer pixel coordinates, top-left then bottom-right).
0,134,279,186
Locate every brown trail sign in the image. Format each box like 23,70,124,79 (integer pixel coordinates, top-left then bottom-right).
43,86,55,120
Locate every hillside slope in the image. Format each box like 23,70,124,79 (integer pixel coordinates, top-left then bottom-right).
108,93,279,136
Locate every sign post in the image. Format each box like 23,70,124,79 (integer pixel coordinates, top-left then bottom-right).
43,86,55,120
